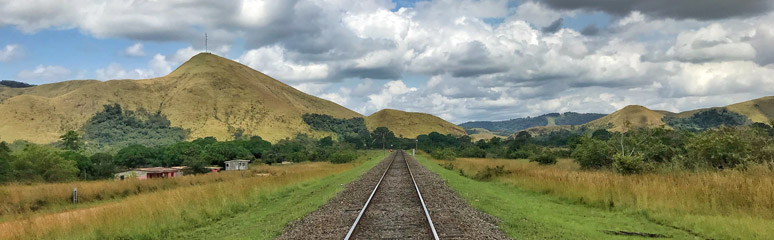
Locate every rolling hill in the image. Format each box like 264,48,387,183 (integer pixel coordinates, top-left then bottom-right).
724,96,774,123
459,112,606,135
365,109,466,139
584,105,667,131
0,53,362,143
465,128,507,141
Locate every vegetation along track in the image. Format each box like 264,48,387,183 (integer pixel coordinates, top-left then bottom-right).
345,150,439,239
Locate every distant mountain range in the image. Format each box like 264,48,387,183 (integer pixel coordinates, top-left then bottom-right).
518,96,774,136
459,112,607,136
462,95,774,138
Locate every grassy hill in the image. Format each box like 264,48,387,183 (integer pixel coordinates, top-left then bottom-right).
585,105,667,131
365,109,465,138
0,53,361,143
725,96,774,123
465,128,506,141
459,112,605,135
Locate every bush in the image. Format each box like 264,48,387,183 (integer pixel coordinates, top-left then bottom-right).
683,128,752,169
11,145,79,182
612,153,650,174
473,165,508,180
329,149,357,164
529,153,557,165
440,162,455,170
458,146,486,158
431,148,457,161
508,150,531,159
571,138,614,169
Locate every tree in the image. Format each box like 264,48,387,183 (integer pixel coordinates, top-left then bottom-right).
161,142,203,167
240,136,271,158
318,136,334,148
684,128,751,169
591,129,612,141
192,136,217,147
115,144,155,168
90,153,117,179
0,141,12,182
371,127,396,150
203,141,253,167
61,151,91,179
511,131,532,150
571,137,614,169
11,145,79,182
60,130,82,151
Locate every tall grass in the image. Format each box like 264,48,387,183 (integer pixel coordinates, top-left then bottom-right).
0,169,270,217
443,157,774,219
0,160,358,240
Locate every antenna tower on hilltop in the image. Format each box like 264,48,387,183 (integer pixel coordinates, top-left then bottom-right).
205,32,208,53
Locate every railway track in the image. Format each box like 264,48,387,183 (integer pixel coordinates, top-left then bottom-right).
344,150,440,240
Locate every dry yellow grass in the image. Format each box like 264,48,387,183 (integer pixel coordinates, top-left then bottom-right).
0,53,360,143
441,158,774,219
0,168,274,217
725,96,774,123
365,109,465,138
0,160,355,240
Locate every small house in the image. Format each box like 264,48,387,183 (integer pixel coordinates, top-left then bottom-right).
115,167,181,180
205,166,223,172
225,160,250,171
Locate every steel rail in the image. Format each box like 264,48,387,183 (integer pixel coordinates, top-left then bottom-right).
343,151,397,240
402,151,440,240
343,150,440,240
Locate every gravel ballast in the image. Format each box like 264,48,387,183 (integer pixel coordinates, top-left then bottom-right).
277,151,510,239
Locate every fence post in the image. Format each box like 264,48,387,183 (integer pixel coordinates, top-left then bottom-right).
72,188,78,204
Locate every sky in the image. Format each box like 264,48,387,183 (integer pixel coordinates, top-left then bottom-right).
2,0,774,124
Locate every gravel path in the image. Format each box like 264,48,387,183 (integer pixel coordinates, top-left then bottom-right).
276,151,510,240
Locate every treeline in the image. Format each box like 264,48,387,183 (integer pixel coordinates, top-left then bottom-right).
664,108,751,131
426,120,774,174
572,123,774,174
0,131,272,183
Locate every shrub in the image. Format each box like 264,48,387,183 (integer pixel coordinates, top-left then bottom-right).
440,162,455,170
431,148,457,161
529,153,557,165
684,128,751,169
612,153,650,174
473,165,508,180
571,138,614,169
11,145,79,182
329,149,357,164
508,150,531,159
458,146,487,158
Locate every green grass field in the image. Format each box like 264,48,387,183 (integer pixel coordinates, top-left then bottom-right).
415,154,704,239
